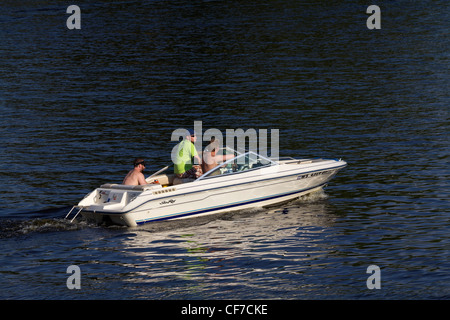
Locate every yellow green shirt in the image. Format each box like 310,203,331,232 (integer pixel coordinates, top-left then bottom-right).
174,139,198,174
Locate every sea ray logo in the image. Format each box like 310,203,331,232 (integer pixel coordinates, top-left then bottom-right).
160,199,176,205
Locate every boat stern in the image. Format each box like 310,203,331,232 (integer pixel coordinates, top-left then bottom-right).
75,184,160,227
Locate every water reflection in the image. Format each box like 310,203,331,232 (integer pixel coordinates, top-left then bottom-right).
113,190,344,298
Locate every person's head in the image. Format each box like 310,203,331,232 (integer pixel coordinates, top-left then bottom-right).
133,158,146,171
205,138,219,155
186,129,197,143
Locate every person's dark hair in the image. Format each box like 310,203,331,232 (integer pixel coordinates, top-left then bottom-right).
133,158,146,167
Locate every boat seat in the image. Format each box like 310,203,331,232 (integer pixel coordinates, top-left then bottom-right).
149,173,175,186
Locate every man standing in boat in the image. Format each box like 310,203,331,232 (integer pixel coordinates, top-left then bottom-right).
173,129,203,181
122,158,149,186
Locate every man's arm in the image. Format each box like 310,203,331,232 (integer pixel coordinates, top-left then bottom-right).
194,154,202,165
138,173,148,185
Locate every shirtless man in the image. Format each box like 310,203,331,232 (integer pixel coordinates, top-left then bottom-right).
202,139,234,173
122,158,149,186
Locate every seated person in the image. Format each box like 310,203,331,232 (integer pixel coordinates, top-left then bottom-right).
122,158,158,186
173,130,203,182
202,138,235,174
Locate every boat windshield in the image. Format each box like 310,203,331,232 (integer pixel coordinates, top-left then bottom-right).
197,151,277,180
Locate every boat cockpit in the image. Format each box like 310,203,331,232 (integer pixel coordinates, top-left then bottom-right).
197,151,277,180
145,150,278,187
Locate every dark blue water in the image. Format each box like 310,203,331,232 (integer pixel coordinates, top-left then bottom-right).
1,1,449,300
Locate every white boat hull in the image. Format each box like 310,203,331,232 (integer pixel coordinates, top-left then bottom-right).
74,157,346,227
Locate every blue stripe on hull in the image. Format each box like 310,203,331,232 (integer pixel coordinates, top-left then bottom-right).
135,184,326,225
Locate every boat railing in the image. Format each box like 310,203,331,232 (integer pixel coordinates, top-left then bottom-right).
65,206,84,223
275,156,296,161
277,158,327,165
99,183,159,191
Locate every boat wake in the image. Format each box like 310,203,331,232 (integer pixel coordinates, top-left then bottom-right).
297,188,329,202
0,206,96,238
0,218,89,239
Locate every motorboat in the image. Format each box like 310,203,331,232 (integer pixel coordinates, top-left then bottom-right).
66,151,347,227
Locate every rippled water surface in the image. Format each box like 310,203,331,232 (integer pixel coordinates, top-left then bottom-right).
0,1,449,300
